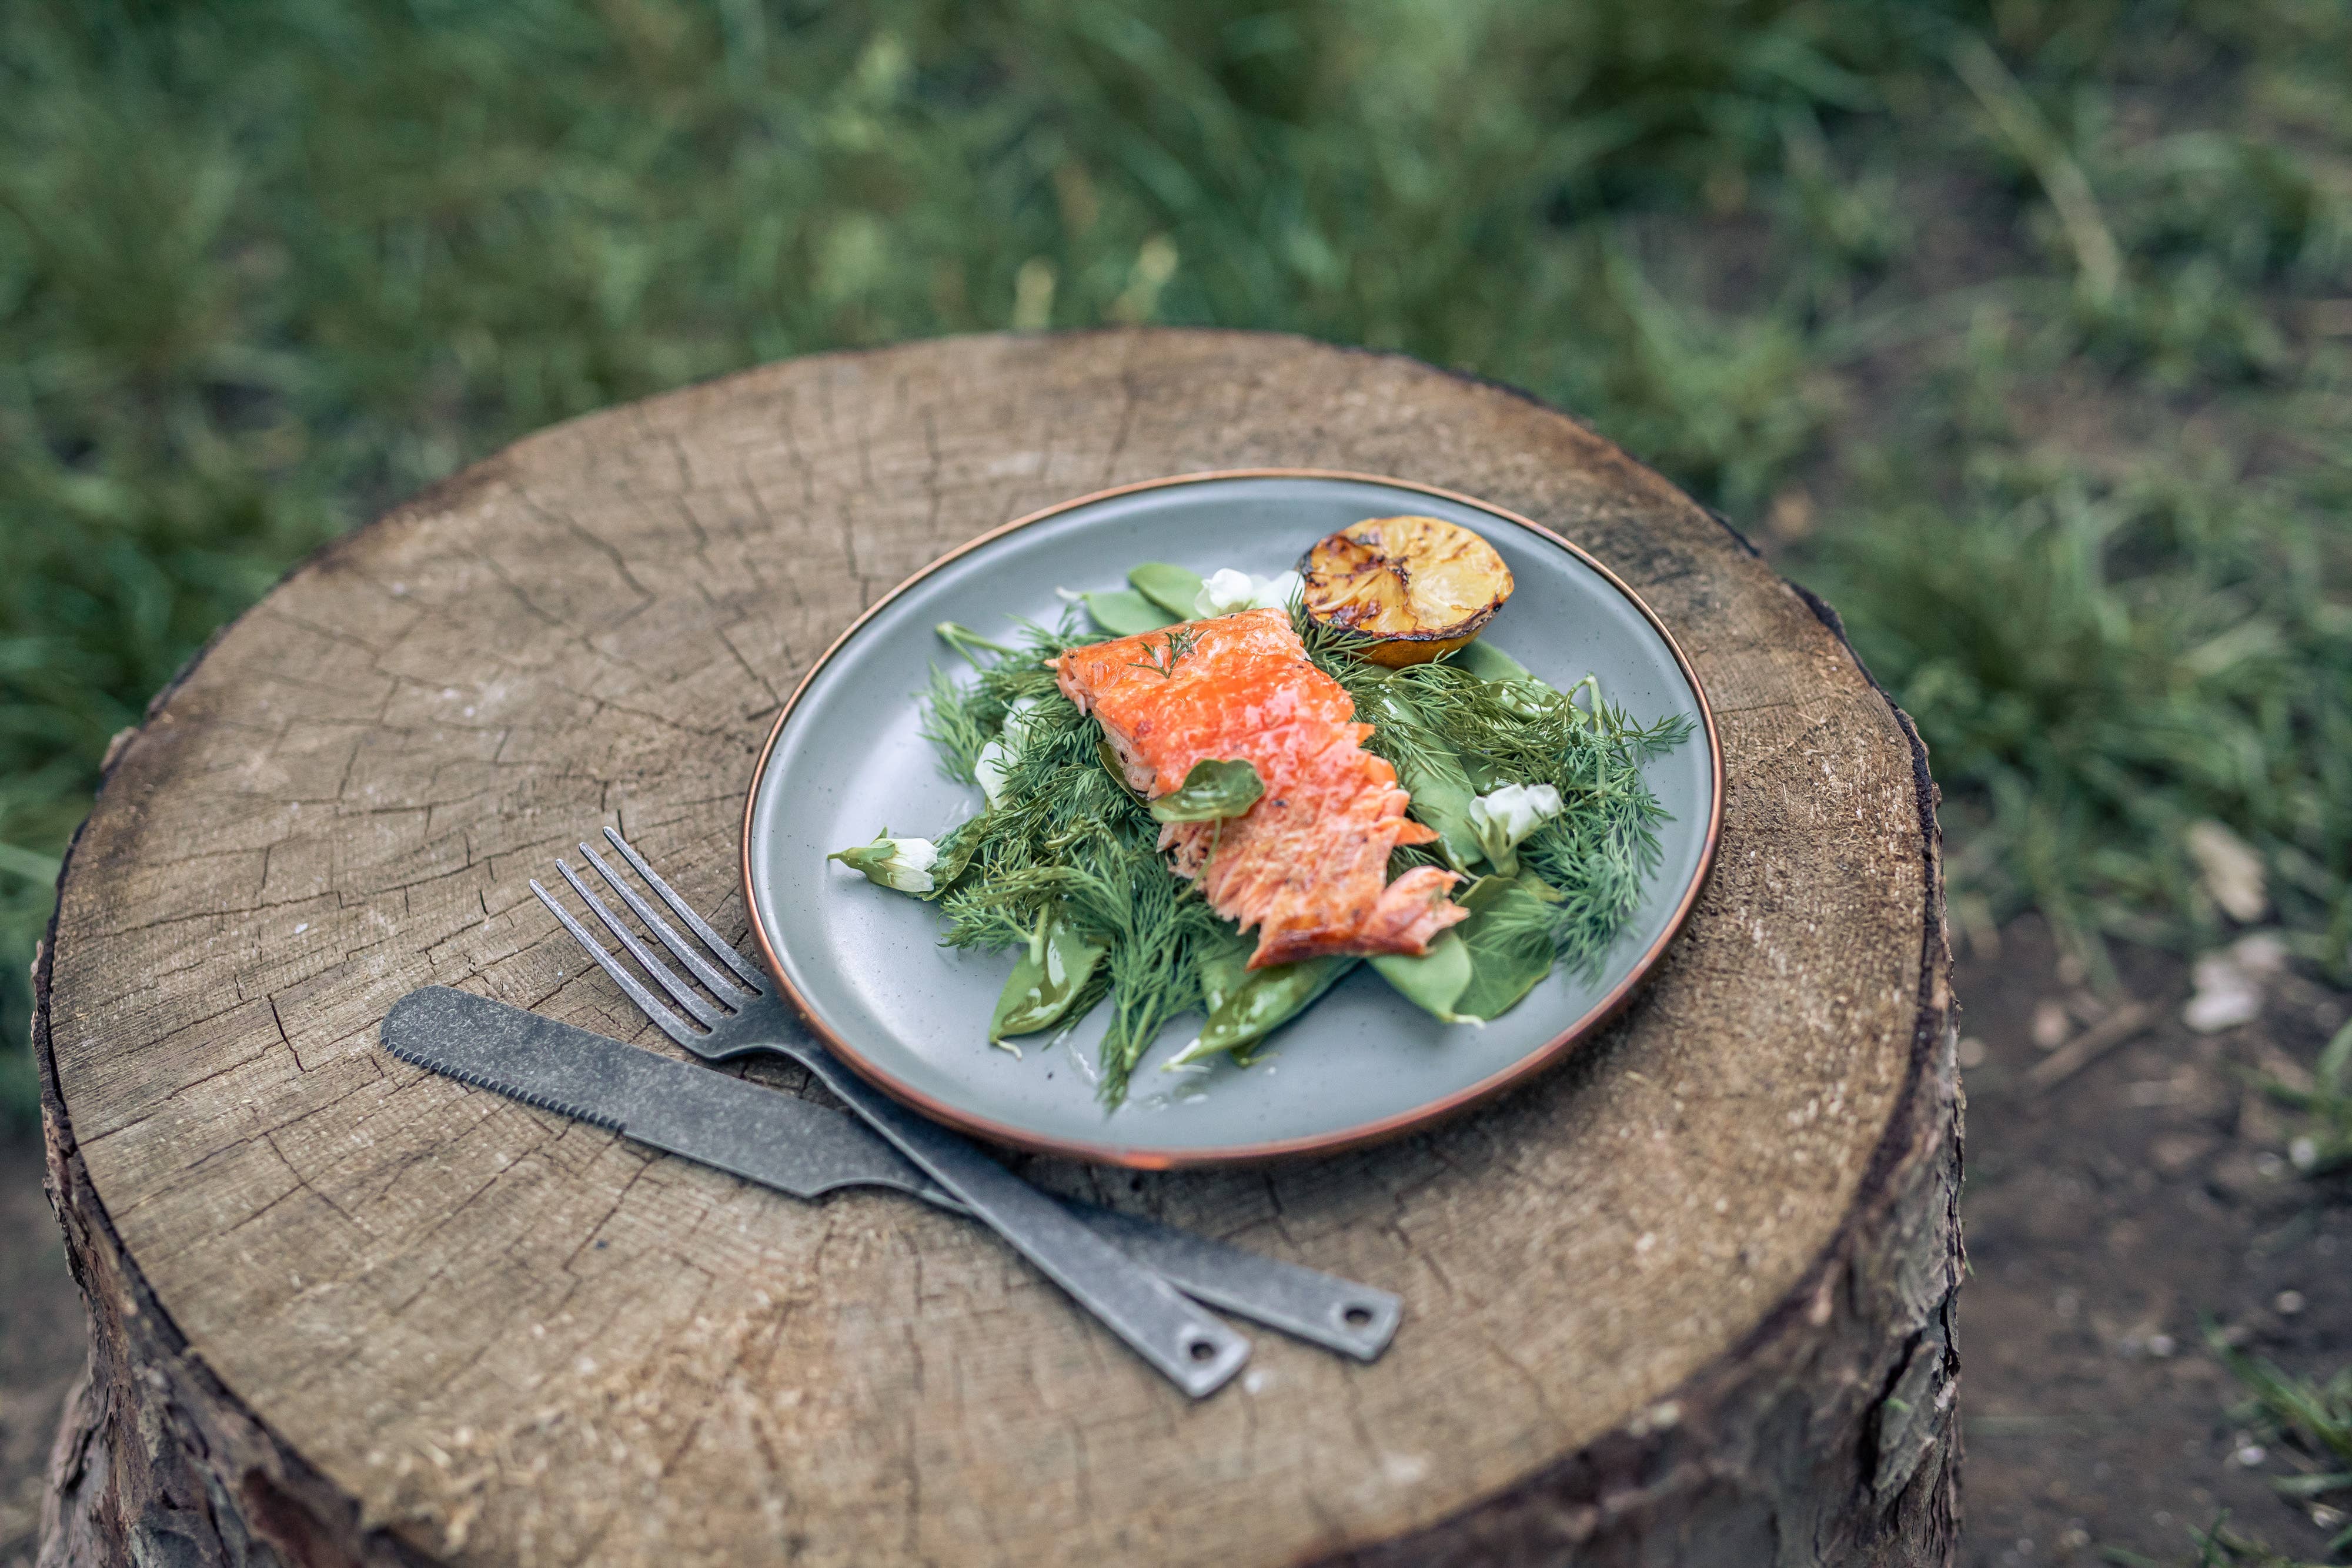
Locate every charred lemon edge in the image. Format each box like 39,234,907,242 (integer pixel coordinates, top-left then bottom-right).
1295,514,1513,667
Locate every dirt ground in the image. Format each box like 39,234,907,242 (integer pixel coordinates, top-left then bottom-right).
1,920,2345,1564
1956,920,2351,1566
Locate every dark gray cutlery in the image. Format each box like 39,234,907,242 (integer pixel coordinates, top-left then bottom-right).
382,985,1400,1360
526,828,1402,1396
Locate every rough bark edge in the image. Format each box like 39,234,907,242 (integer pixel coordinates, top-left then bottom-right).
31,330,1960,1566
1314,579,1962,1566
35,911,428,1568
29,466,519,1568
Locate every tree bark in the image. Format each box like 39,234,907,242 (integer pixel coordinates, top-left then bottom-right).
37,329,1959,1566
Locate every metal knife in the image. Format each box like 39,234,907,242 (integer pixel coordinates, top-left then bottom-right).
381,987,1399,1363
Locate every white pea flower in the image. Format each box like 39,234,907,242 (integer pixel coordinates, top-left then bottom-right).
1194,567,1303,618
828,833,940,894
973,696,1043,807
1468,782,1563,874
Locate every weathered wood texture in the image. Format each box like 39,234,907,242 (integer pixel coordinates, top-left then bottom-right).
36,329,1960,1567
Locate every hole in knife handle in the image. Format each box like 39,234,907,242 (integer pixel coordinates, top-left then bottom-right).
1342,1305,1375,1328
1186,1337,1220,1363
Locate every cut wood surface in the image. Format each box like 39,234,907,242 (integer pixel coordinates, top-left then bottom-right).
35,329,1960,1567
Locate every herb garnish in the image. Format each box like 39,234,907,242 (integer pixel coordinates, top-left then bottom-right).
873,596,1688,1106
1125,626,1200,678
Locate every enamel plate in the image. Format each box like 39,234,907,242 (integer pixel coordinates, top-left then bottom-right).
742,472,1720,1168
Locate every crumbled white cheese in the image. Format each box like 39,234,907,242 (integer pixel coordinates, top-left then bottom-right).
974,697,1043,806
1193,567,1303,618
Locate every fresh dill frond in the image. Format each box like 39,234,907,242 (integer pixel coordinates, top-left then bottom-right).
919,618,1235,1102
913,604,1690,1103
1299,613,1692,977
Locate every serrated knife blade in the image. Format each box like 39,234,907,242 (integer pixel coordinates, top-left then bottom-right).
382,985,952,1203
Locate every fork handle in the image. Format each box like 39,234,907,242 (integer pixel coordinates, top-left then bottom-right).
787,1044,1252,1397
908,1185,1400,1360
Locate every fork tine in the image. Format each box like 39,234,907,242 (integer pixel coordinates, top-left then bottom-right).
553,858,724,1029
530,878,702,1048
578,842,755,1004
601,827,767,992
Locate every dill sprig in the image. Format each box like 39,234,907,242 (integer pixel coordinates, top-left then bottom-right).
1299,609,1692,979
921,619,1227,1102
917,606,1689,1104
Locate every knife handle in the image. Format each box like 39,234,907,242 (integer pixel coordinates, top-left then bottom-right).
786,1045,1250,1398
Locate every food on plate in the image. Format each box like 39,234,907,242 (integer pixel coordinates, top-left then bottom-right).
1055,609,1469,968
829,519,1686,1106
1298,514,1513,666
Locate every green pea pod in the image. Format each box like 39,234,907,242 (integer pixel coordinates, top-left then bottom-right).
1168,955,1357,1067
1450,639,1533,683
1081,589,1177,636
1149,758,1264,823
1192,923,1256,1016
1368,930,1476,1023
1449,874,1561,1021
1452,640,1563,718
1128,562,1206,619
988,907,1108,1047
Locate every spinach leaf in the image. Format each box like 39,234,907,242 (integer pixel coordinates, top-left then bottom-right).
1450,873,1563,1020
1128,561,1207,619
1449,639,1533,683
1150,758,1265,823
1081,589,1178,636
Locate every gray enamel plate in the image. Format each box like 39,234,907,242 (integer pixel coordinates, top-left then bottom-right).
741,472,1720,1168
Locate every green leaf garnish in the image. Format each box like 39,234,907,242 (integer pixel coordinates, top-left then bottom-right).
1448,874,1566,1019
1149,758,1265,823
1080,589,1177,636
1128,561,1207,618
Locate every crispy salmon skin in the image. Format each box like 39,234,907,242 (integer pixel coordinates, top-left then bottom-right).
1053,609,1466,967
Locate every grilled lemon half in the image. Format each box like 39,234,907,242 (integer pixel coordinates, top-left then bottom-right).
1297,515,1514,667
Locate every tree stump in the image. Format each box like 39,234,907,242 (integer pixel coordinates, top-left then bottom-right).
35,329,1960,1567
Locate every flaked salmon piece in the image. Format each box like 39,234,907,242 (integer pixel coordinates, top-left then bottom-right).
1053,609,1468,968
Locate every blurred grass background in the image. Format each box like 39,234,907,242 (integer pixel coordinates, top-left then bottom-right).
1,0,2347,1137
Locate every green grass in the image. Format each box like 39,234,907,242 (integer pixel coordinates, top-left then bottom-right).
2172,1322,2352,1564
3,0,2349,1133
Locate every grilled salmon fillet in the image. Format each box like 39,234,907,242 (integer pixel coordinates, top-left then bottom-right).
1053,609,1467,968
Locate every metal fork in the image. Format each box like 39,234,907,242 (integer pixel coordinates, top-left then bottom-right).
532,828,1399,1390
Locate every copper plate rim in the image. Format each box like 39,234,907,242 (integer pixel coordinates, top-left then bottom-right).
739,469,1725,1169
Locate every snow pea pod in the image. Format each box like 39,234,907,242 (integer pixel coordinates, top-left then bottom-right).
1168,955,1357,1067
1368,930,1476,1023
1450,640,1532,683
988,905,1108,1048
